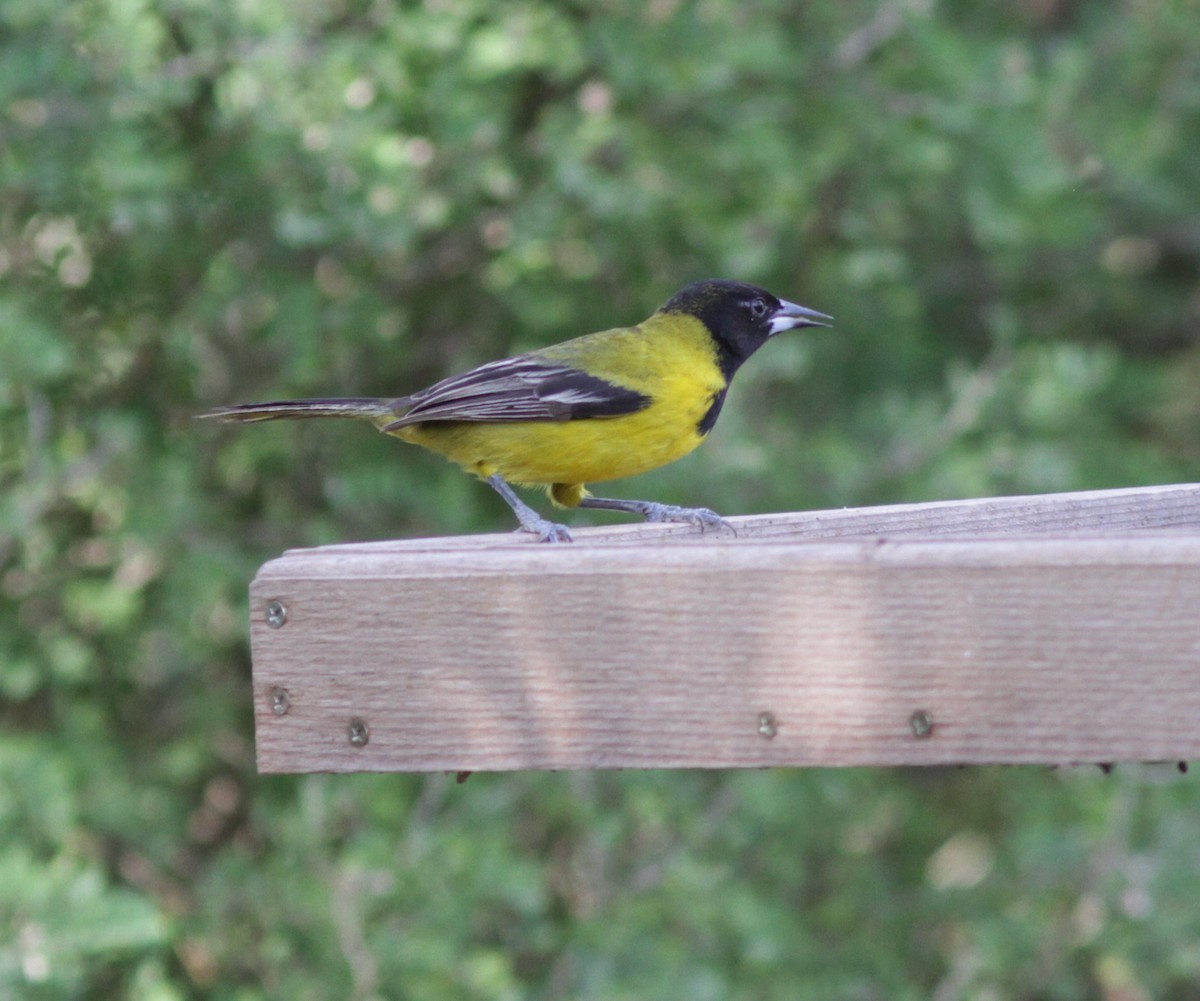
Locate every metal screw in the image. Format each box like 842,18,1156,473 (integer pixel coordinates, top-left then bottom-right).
909,709,934,738
265,600,288,628
757,711,778,739
348,717,369,748
269,687,291,716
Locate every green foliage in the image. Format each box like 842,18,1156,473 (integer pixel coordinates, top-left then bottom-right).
3,0,1200,997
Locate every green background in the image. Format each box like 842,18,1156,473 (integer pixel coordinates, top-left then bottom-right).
3,1,1200,997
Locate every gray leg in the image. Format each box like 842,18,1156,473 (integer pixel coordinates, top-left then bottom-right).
577,495,732,533
487,475,573,543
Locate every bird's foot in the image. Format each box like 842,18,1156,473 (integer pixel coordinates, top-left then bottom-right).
513,514,573,543
637,502,733,533
575,494,734,534
489,474,573,542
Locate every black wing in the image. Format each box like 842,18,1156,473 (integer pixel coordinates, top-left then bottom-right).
383,354,651,430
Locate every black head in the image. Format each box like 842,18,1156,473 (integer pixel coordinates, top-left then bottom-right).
660,279,831,378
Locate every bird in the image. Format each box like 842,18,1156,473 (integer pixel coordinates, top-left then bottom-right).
201,279,831,542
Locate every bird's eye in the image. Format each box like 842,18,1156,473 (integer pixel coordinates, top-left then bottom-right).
749,297,768,318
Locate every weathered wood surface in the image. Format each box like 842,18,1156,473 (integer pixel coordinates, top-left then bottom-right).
305,481,1200,550
248,484,1200,773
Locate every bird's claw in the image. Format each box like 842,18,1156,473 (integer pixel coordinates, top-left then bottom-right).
641,503,733,534
514,518,573,543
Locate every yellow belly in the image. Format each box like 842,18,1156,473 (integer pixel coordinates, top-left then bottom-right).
393,398,711,488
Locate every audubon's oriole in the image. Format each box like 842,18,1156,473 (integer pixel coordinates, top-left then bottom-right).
202,279,830,541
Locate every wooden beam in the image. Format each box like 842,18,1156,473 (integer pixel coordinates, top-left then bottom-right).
248,484,1200,773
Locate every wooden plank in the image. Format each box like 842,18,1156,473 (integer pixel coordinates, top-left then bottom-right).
248,485,1200,774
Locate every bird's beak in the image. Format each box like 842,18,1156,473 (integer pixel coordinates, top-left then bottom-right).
769,299,833,335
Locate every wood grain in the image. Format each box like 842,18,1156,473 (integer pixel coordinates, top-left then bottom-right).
301,481,1200,552
248,484,1200,773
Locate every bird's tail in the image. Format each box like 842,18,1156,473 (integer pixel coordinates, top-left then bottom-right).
200,397,403,424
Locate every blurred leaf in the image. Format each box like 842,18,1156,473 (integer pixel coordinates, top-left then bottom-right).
2,1,1200,997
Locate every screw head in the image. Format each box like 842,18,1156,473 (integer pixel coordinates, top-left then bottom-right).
348,717,369,748
269,687,290,715
909,709,934,738
265,600,288,628
757,711,778,739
